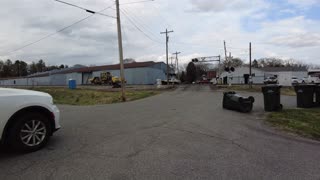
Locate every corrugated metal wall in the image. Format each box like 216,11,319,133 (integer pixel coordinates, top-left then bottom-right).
93,67,166,85
66,73,82,85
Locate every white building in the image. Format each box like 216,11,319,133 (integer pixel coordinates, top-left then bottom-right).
220,66,308,86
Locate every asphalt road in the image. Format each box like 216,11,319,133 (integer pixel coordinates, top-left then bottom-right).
1,85,320,180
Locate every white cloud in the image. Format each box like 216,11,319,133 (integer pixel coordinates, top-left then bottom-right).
269,33,320,48
0,0,320,67
287,0,320,9
188,0,268,13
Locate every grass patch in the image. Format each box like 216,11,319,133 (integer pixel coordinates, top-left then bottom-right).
217,85,296,96
267,108,320,140
25,87,161,105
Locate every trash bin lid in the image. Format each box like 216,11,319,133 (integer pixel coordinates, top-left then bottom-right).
294,84,316,87
294,84,316,92
262,84,282,92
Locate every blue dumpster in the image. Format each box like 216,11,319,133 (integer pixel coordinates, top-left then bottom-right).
68,79,76,89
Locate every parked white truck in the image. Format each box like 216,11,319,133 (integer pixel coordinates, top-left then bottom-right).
307,69,320,84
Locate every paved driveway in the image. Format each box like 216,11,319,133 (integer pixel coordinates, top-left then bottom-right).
1,85,320,180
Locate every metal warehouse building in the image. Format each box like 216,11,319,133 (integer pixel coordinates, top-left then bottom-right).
0,61,168,86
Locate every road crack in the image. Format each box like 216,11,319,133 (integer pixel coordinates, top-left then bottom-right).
164,127,250,152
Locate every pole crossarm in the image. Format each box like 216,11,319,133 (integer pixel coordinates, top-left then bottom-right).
195,56,221,62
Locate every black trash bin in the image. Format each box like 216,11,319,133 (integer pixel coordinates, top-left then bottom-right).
223,91,255,113
261,85,282,112
294,84,316,108
315,85,320,107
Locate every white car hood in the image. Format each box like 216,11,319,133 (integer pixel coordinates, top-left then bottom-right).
0,88,51,97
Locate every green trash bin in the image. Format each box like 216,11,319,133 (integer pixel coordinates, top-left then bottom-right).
261,85,283,112
223,91,255,113
315,85,320,107
294,84,316,108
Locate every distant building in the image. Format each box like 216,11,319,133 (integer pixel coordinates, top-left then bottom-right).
206,71,217,80
0,61,168,86
219,66,308,86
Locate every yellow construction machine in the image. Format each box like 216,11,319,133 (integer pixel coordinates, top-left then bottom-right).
89,72,122,88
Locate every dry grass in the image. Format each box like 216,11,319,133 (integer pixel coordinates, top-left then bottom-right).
25,87,161,105
267,108,320,140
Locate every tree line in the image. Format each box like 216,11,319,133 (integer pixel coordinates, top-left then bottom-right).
0,59,68,78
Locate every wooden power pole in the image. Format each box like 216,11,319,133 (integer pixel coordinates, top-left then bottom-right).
161,29,174,85
173,51,181,76
249,42,252,88
116,0,126,101
224,40,228,62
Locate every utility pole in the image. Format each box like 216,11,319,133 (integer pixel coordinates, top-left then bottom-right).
249,42,252,88
116,0,126,101
173,51,181,76
224,40,228,62
218,55,221,84
161,29,174,85
228,52,232,67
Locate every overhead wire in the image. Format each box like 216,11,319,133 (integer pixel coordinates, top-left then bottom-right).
121,7,163,43
54,0,116,18
120,0,155,5
149,2,172,29
120,9,164,44
0,5,115,57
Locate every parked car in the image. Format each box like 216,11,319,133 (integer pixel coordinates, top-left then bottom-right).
291,76,306,85
308,70,320,84
263,77,278,85
0,88,60,152
210,78,218,85
306,76,320,84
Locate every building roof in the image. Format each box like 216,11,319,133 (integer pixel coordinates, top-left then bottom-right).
0,61,165,80
61,61,158,74
26,61,161,78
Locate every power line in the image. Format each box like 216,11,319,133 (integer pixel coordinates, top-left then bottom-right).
149,2,172,29
54,0,116,19
120,9,163,44
121,0,155,5
1,5,115,57
227,47,247,50
122,7,163,43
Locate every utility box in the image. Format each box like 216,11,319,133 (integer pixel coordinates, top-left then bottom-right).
262,85,282,112
223,92,255,113
68,79,77,90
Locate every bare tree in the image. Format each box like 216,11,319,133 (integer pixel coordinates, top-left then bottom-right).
186,62,196,83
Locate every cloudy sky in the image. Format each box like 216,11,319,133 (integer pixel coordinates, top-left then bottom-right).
0,0,320,66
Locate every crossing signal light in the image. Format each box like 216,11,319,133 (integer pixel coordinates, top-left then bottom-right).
192,58,199,62
225,67,235,72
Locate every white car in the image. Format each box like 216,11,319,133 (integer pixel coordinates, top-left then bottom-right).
291,76,306,85
263,77,278,84
0,88,60,152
